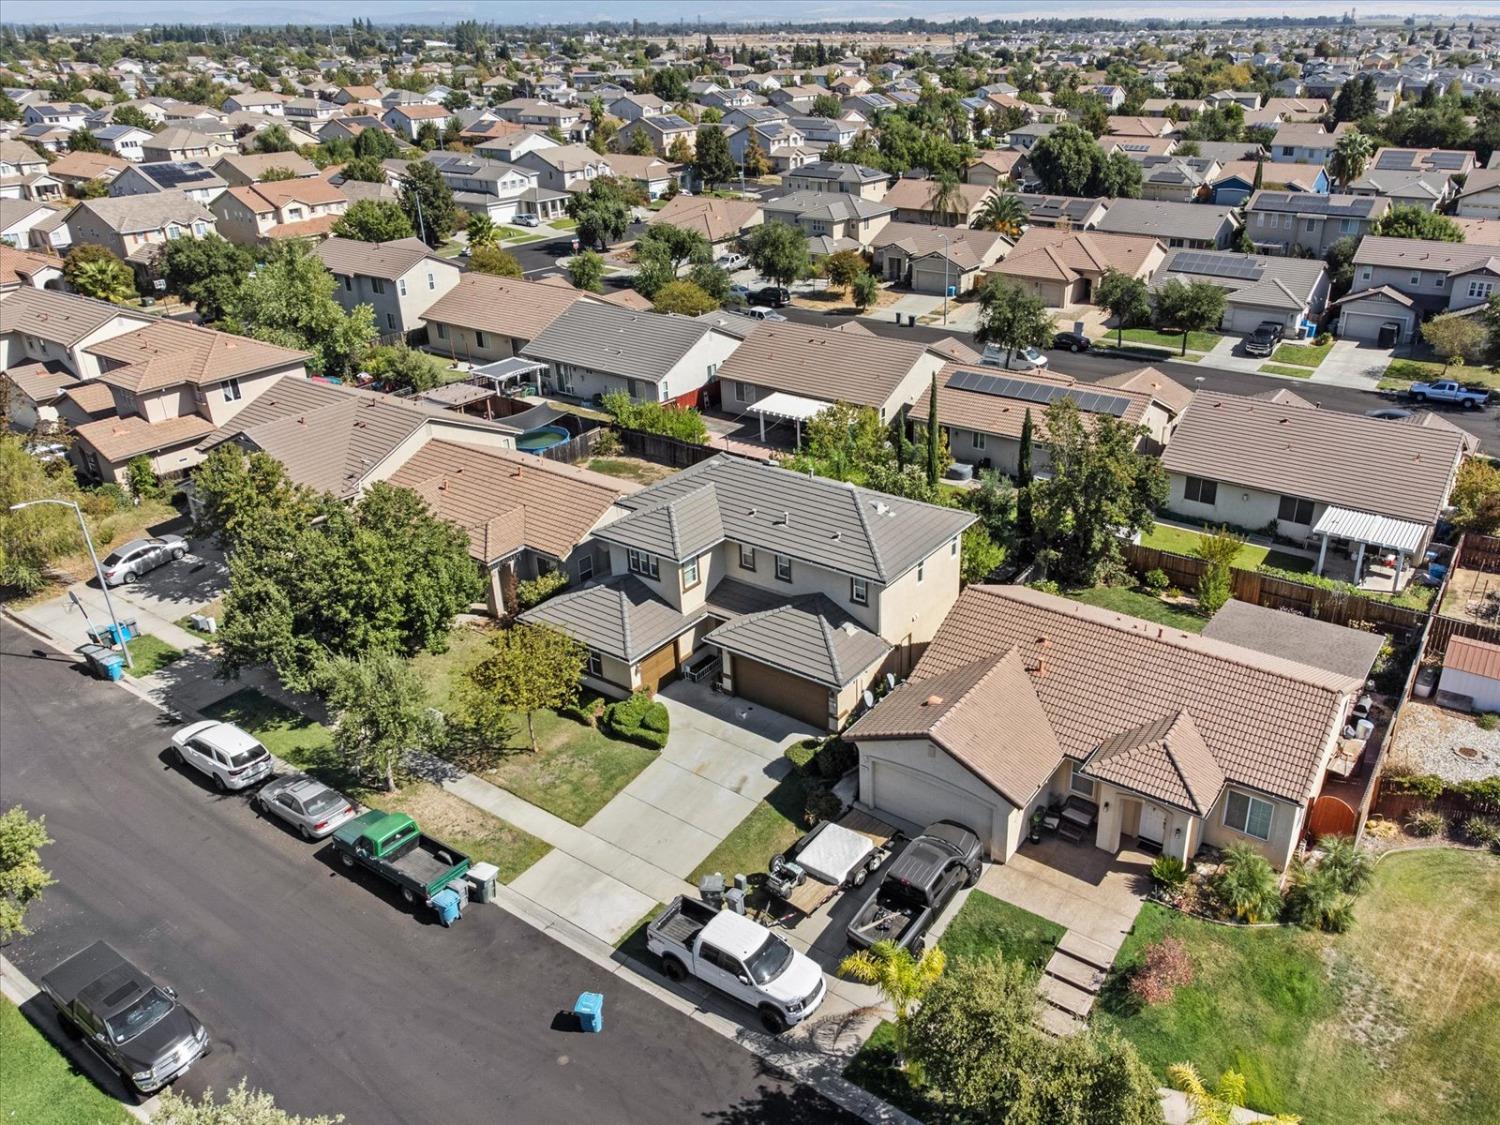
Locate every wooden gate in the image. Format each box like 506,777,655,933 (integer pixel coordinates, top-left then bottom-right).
1305,795,1357,842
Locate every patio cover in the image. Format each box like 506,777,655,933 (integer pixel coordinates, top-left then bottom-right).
472,356,546,390
1312,505,1426,555
746,391,830,446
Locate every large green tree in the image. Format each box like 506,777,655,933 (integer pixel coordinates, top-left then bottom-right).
398,159,458,246
1096,268,1152,346
161,234,255,323
746,220,810,288
332,198,414,242
458,623,586,752
1327,129,1374,190
567,249,606,293
62,244,135,302
1151,278,1227,354
1027,123,1106,197
0,806,55,941
469,244,524,277
227,240,376,376
566,176,632,250
1031,397,1166,586
324,651,441,792
975,278,1054,366
692,124,735,190
190,446,318,553
1372,204,1464,243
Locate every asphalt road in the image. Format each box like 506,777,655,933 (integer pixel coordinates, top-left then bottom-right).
773,305,1500,452
0,621,854,1125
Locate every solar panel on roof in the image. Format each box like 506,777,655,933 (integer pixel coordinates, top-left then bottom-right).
945,370,1132,418
1171,250,1262,281
143,162,215,188
1428,151,1466,169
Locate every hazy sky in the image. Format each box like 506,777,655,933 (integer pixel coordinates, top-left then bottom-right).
1,0,1490,27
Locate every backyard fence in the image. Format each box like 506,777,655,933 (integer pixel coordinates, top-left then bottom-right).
1419,532,1500,661
617,427,721,469
537,428,605,466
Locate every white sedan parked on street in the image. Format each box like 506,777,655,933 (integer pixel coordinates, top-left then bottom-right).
170,721,274,792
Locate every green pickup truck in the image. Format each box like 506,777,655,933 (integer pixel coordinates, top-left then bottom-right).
331,811,471,920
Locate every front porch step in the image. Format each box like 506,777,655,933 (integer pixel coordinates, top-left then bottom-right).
1036,1004,1087,1037
1038,974,1096,1018
1045,949,1107,993
1057,930,1117,973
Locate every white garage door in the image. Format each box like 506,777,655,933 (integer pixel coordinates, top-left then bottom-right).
911,261,955,295
1341,309,1412,344
1228,305,1292,335
868,759,1005,856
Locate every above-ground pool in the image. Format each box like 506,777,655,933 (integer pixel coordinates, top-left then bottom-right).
515,425,570,453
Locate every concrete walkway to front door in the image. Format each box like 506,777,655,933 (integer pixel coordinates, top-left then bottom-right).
978,837,1151,956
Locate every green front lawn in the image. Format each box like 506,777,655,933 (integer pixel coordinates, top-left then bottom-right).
122,633,184,677
689,770,818,884
1119,327,1221,353
1096,849,1500,1125
1060,585,1206,633
1259,363,1315,378
1379,358,1500,392
550,218,578,230
1141,524,1270,569
938,891,1065,971
201,688,550,883
1270,342,1330,368
411,623,499,715
0,1000,131,1125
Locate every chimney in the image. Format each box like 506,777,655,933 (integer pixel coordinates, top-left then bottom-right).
1034,657,1048,678
439,477,449,492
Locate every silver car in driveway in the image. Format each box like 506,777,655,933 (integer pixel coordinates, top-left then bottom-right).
253,775,358,840
100,535,188,586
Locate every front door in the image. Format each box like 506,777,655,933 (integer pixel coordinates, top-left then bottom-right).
1138,803,1168,846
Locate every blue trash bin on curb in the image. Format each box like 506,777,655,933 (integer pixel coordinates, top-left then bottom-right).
98,651,126,681
429,885,464,927
574,992,604,1033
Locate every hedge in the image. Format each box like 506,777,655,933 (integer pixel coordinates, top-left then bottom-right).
602,692,670,750
786,736,857,779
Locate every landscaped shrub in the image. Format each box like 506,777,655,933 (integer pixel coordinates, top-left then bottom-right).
1150,854,1188,890
786,740,819,773
1029,578,1061,595
1212,843,1282,923
803,783,843,828
1383,770,1445,799
514,570,569,611
814,737,858,779
1141,568,1169,593
1283,839,1373,933
1406,808,1447,837
602,692,669,749
1127,936,1194,1006
559,693,605,727
1460,815,1500,849
600,391,708,444
1477,712,1499,732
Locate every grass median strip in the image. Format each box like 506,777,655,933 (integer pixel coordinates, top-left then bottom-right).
0,999,132,1125
689,770,817,885
1270,342,1330,368
122,633,184,677
1259,363,1314,378
1119,327,1221,353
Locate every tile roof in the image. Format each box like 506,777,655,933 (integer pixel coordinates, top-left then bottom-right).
70,190,215,234
612,455,973,583
519,575,700,662
914,362,1152,442
315,236,435,280
596,483,724,561
1443,635,1500,681
648,194,761,242
846,648,1063,806
420,273,584,341
1095,366,1195,416
716,319,934,411
45,150,129,180
0,287,150,346
74,412,217,463
213,151,318,181
3,359,77,403
89,321,308,393
1081,710,1226,817
1351,234,1500,274
993,227,1162,283
226,177,347,213
870,223,1009,271
0,244,61,289
1161,391,1464,526
1095,199,1239,241
707,595,891,688
882,178,993,215
1202,600,1385,683
386,439,627,563
901,585,1359,803
521,301,715,382
764,189,895,223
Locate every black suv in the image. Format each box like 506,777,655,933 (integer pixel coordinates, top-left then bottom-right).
40,941,209,1095
1243,321,1284,357
749,286,791,308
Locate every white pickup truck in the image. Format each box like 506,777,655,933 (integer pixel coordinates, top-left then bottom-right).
647,896,827,1033
1409,380,1489,410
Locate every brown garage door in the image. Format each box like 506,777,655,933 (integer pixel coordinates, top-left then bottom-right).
734,657,830,729
638,641,680,694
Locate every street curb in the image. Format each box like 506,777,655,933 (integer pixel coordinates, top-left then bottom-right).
1,954,158,1122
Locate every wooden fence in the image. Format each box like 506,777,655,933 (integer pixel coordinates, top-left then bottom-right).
537,428,604,466
617,427,720,469
1454,530,1500,572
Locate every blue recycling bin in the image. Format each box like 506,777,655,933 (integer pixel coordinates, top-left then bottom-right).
574,991,604,1033
87,619,138,646
429,885,464,927
98,651,126,681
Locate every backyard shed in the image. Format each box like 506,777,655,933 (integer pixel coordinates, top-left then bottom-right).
1437,635,1500,713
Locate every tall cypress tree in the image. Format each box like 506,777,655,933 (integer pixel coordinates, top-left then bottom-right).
1016,408,1034,547
926,374,940,488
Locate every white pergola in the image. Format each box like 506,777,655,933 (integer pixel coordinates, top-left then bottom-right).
1313,505,1428,591
471,357,546,393
746,392,831,448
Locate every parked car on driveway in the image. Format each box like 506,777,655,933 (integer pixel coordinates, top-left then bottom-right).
40,940,209,1095
170,720,274,792
1243,321,1284,357
750,286,791,308
100,535,188,586
728,283,751,299
254,774,357,839
514,213,540,227
846,821,982,954
1051,330,1092,353
718,252,748,270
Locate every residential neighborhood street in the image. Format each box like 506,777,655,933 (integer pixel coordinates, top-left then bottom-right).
0,620,857,1125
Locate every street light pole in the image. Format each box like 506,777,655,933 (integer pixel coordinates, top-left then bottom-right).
9,499,134,668
941,232,950,326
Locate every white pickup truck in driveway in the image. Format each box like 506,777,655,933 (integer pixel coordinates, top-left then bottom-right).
1409,380,1488,409
647,896,827,1033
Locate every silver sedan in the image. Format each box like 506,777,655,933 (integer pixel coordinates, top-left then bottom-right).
253,775,357,840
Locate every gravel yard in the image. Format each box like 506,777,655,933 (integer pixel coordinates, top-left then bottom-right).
1388,699,1500,783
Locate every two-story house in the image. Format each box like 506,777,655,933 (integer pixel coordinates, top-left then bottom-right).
522,455,974,726
514,145,614,194
209,179,349,245
381,103,451,142
0,139,61,202
1245,191,1390,256
616,113,696,157
140,126,235,165
92,125,155,163
1333,235,1500,343
212,151,320,188
727,121,812,173
783,160,888,200
761,190,895,250
883,178,997,228
607,93,668,122
316,236,461,336
422,151,559,222
1094,199,1242,250
108,161,227,205
1269,121,1353,165
521,300,742,407
492,98,589,142
64,192,216,272
21,103,90,131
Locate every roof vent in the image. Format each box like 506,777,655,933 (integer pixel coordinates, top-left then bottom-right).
830,531,841,541
747,507,757,517
922,694,944,707
775,510,790,526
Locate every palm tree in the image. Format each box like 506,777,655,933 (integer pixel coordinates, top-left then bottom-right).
1213,842,1283,923
1168,1063,1302,1124
72,257,136,304
837,940,946,1066
465,213,497,249
975,190,1026,236
1328,130,1374,191
927,173,965,226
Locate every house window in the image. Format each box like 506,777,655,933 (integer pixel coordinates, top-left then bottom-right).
385,312,396,330
971,430,986,450
681,555,700,590
586,649,603,678
398,278,407,296
427,271,436,290
1304,218,1316,232
917,561,925,583
372,278,386,294
435,323,447,339
1278,495,1314,525
1409,273,1420,286
739,544,755,571
1255,213,1264,227
475,330,487,348
1435,276,1445,288
627,548,660,580
774,554,792,582
1223,789,1274,840
221,377,242,402
851,576,868,605
342,275,352,291
1467,280,1494,300
1184,475,1218,505
1360,267,1372,281
577,553,594,582
1069,768,1095,797
1340,219,1358,234
734,381,751,403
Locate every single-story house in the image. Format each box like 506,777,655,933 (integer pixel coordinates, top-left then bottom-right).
1154,248,1330,337
870,223,1010,293
1094,199,1241,251
648,194,762,250
986,227,1165,308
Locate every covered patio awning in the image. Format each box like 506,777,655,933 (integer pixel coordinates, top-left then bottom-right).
1312,505,1429,589
746,391,831,447
471,357,546,391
